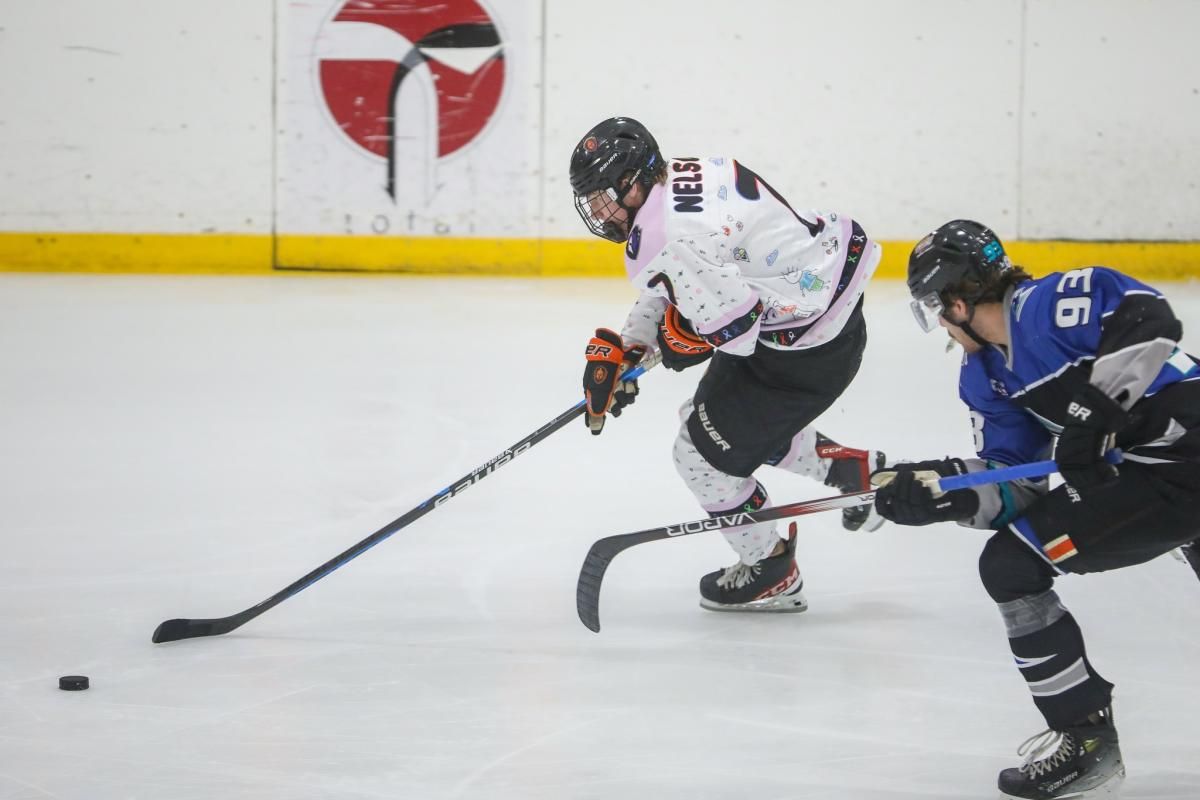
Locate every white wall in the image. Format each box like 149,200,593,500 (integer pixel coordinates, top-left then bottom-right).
1,0,1197,241
0,1,274,234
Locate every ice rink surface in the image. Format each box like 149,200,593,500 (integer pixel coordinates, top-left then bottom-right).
1,273,1198,800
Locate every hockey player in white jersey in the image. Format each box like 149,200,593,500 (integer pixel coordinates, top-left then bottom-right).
569,116,886,613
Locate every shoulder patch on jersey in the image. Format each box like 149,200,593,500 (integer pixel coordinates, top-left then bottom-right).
626,225,642,260
1013,284,1036,321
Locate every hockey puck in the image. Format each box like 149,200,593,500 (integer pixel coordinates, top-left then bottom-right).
58,675,89,691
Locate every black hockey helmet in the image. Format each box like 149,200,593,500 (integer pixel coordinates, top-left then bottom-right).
907,219,1011,332
569,117,663,242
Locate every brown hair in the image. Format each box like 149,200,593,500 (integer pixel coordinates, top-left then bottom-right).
945,264,1035,306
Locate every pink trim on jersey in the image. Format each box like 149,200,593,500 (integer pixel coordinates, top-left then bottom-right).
698,293,759,334
701,478,759,514
624,183,669,282
798,217,880,343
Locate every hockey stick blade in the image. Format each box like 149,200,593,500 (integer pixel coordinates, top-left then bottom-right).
153,351,661,644
153,615,246,644
576,552,614,634
577,492,872,632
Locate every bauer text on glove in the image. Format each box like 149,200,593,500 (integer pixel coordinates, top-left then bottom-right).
656,306,713,372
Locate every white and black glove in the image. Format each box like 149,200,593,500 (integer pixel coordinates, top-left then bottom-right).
870,458,980,527
582,328,646,435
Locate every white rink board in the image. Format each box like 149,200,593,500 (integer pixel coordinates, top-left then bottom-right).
1020,0,1200,239
0,1,1197,241
542,0,1024,240
0,1,274,234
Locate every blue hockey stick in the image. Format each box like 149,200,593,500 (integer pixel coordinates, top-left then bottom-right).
934,450,1122,492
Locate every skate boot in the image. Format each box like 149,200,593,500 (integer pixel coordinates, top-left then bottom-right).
998,707,1125,800
817,433,887,532
699,523,807,612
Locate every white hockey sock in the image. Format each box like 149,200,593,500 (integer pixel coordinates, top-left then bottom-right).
766,425,831,482
673,411,780,565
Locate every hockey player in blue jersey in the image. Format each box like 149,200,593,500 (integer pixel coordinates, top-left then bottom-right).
871,220,1200,800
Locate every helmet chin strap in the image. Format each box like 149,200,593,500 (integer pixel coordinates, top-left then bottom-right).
609,177,646,241
944,302,993,349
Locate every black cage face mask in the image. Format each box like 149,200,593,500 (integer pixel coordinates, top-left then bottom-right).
574,186,630,243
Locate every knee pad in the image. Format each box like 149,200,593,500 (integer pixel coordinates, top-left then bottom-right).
979,531,1056,603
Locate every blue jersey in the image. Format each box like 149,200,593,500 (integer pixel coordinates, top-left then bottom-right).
966,266,1198,464
959,347,1050,467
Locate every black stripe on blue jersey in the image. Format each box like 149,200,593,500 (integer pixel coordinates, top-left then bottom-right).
1097,294,1181,359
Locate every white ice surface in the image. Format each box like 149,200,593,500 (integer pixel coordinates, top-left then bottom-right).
1,274,1198,800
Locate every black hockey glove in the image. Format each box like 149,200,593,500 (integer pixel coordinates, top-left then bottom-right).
657,306,713,372
870,458,980,527
582,328,646,435
1054,383,1130,490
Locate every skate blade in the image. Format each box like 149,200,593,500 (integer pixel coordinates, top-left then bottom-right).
842,504,885,533
858,508,886,532
997,763,1125,800
699,591,808,614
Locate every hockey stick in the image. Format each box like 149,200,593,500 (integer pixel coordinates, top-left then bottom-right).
152,350,661,644
576,456,1110,632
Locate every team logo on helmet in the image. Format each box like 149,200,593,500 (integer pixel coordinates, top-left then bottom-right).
583,136,599,152
913,232,936,257
316,0,506,201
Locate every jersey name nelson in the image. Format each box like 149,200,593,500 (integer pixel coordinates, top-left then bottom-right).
672,159,704,213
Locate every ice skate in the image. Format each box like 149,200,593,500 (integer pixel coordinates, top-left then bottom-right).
699,523,807,612
998,707,1125,800
818,433,887,532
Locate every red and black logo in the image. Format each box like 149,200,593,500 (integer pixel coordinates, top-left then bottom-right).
318,0,505,200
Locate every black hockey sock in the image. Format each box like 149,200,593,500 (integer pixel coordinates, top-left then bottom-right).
1007,610,1114,730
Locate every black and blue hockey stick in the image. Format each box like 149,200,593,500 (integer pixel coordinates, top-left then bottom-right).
153,351,661,643
576,454,1121,633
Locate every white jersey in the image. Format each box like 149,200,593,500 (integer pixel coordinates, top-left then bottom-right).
620,157,881,356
